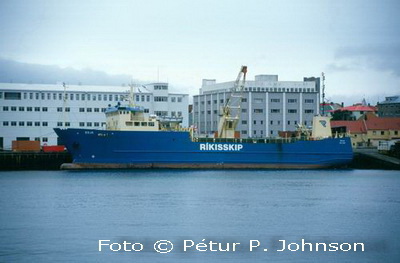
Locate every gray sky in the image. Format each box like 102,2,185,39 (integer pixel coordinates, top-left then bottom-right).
0,0,399,104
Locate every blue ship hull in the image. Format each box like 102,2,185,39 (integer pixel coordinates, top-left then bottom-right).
54,128,353,169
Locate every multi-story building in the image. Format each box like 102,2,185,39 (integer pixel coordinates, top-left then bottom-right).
0,83,188,150
378,95,400,117
193,74,320,138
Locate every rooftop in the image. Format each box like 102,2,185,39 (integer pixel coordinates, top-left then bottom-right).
331,117,400,133
379,95,400,104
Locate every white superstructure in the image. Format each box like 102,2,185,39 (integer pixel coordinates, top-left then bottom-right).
0,83,189,150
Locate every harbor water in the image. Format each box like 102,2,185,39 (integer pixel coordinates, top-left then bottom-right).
0,169,399,262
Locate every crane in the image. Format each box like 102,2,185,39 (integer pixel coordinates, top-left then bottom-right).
216,65,247,138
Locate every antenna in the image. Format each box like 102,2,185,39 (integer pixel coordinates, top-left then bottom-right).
321,72,325,116
128,80,135,107
62,82,67,128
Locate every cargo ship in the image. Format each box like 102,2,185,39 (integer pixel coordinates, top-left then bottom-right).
55,66,353,169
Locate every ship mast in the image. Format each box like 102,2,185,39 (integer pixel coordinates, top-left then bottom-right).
321,72,326,116
217,66,247,138
62,82,67,128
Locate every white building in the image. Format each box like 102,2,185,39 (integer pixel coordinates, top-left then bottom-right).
0,83,189,150
194,74,320,137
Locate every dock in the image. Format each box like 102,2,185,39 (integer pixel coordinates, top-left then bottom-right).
0,152,72,171
351,148,400,170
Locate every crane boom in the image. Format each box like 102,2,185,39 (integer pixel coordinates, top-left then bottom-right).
217,66,247,138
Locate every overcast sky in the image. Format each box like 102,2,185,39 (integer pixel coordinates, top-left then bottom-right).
0,0,399,104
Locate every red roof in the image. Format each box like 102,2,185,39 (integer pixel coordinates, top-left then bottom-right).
331,120,367,133
331,117,400,133
340,105,377,112
365,117,400,130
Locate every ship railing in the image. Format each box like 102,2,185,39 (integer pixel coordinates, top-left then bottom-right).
192,137,304,144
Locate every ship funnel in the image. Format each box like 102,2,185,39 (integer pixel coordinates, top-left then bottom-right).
311,116,332,139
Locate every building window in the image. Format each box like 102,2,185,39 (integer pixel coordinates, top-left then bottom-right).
82,94,86,101
65,107,70,112
288,121,291,125
11,106,17,111
101,108,106,112
288,109,297,113
94,122,100,127
288,99,297,103
241,108,247,113
43,137,48,142
98,94,101,101
41,93,45,100
178,97,182,103
254,98,263,103
242,120,247,124
87,94,91,100
79,108,85,112
241,130,247,135
3,121,9,126
34,122,40,126
305,109,314,114
57,122,63,127
42,107,48,112
11,121,17,126
87,122,92,127
79,122,85,127
381,131,384,135
154,96,168,102
254,109,263,113
4,92,22,100
35,107,40,112
65,122,70,127
36,93,39,100
270,121,273,125
104,94,107,101
141,95,145,102
3,106,8,111
94,108,99,112
29,93,33,99
305,99,314,103
271,109,280,113
53,93,57,100
108,95,112,101
57,107,62,112
27,121,32,126
42,122,48,126
271,98,280,103
171,97,176,103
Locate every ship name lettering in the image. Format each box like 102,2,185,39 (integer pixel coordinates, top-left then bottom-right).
199,143,243,151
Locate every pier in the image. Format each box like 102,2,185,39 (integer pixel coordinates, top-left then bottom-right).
0,152,72,171
351,149,400,170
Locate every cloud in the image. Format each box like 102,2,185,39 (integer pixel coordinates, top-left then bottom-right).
0,58,136,86
327,44,400,76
